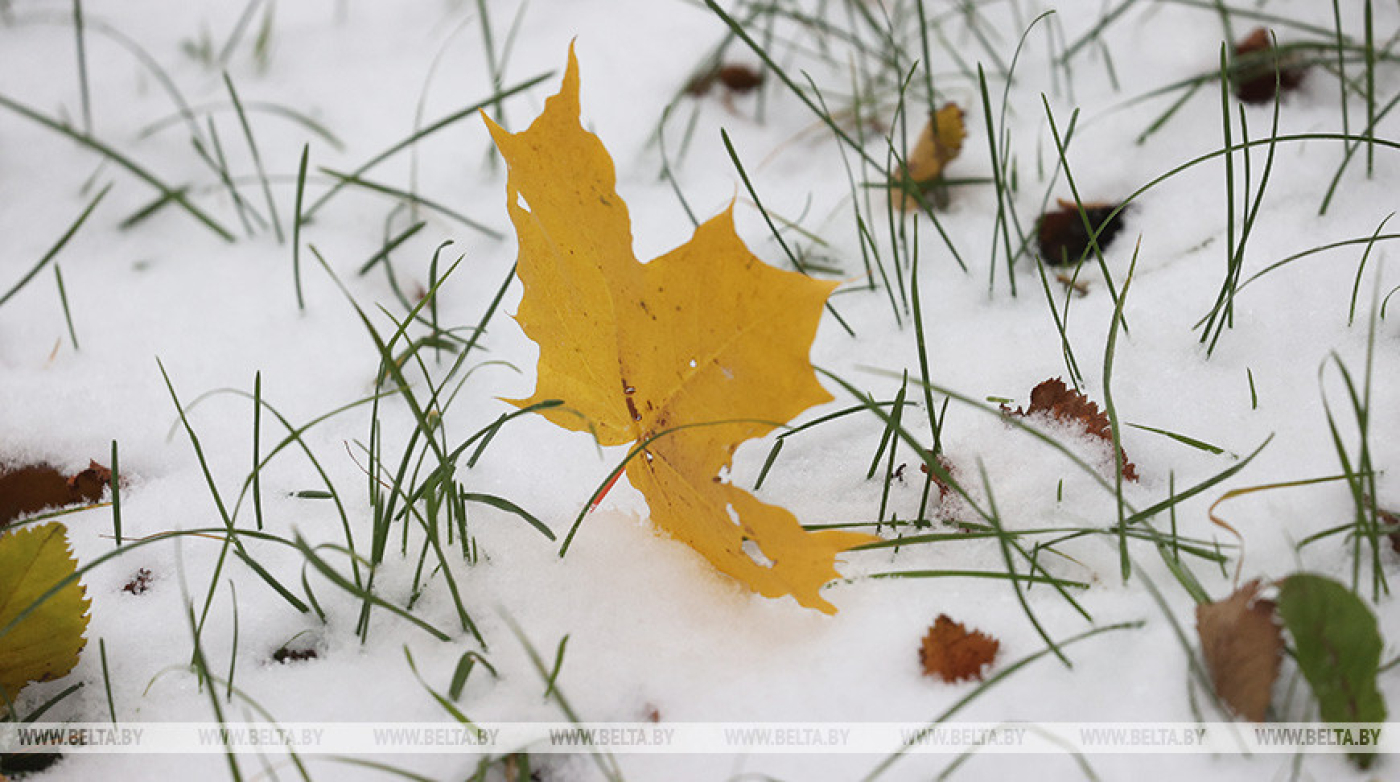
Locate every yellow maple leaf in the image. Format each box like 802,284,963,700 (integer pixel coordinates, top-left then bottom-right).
0,523,90,703
484,45,875,613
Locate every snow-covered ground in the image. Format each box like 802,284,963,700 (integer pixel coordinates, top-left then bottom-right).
1,1,1397,779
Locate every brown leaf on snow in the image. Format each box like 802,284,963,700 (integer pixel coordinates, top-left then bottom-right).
919,614,999,683
0,460,113,527
1363,495,1400,555
1037,199,1127,266
917,453,959,502
686,63,763,97
1195,579,1281,722
68,460,112,504
1232,28,1306,105
1003,378,1139,481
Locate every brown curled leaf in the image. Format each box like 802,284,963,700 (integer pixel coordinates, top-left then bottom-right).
1196,579,1282,722
1232,28,1306,105
1037,199,1127,267
1003,378,1138,481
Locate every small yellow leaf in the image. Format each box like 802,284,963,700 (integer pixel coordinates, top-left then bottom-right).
0,523,90,702
907,103,965,181
894,103,965,210
484,45,876,613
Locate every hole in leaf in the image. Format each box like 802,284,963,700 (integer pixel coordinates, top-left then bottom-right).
741,539,774,568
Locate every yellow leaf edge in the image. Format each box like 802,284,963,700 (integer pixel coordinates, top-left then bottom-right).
0,522,90,704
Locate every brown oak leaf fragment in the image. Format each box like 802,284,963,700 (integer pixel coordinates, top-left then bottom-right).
919,614,999,683
0,460,112,527
1037,199,1127,266
1004,378,1138,481
1232,28,1306,105
1195,579,1281,721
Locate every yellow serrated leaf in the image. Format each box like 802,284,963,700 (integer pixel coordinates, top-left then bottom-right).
0,523,90,702
484,45,876,613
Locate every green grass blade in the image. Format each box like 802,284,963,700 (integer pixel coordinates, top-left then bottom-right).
0,93,233,241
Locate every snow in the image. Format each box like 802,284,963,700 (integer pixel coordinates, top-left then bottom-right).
0,0,1397,780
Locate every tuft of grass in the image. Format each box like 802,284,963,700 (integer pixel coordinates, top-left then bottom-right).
1102,241,1138,581
1314,288,1388,600
158,358,311,649
0,93,234,240
223,72,283,242
502,614,623,782
301,71,554,221
1198,41,1282,355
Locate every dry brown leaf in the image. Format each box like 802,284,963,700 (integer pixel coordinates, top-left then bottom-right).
1232,28,1306,105
68,460,111,504
686,63,763,97
1003,378,1139,481
1362,495,1400,555
1195,579,1281,722
1037,199,1127,266
919,614,999,683
0,460,112,527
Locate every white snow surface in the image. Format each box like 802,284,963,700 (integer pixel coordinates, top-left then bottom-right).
0,1,1398,780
